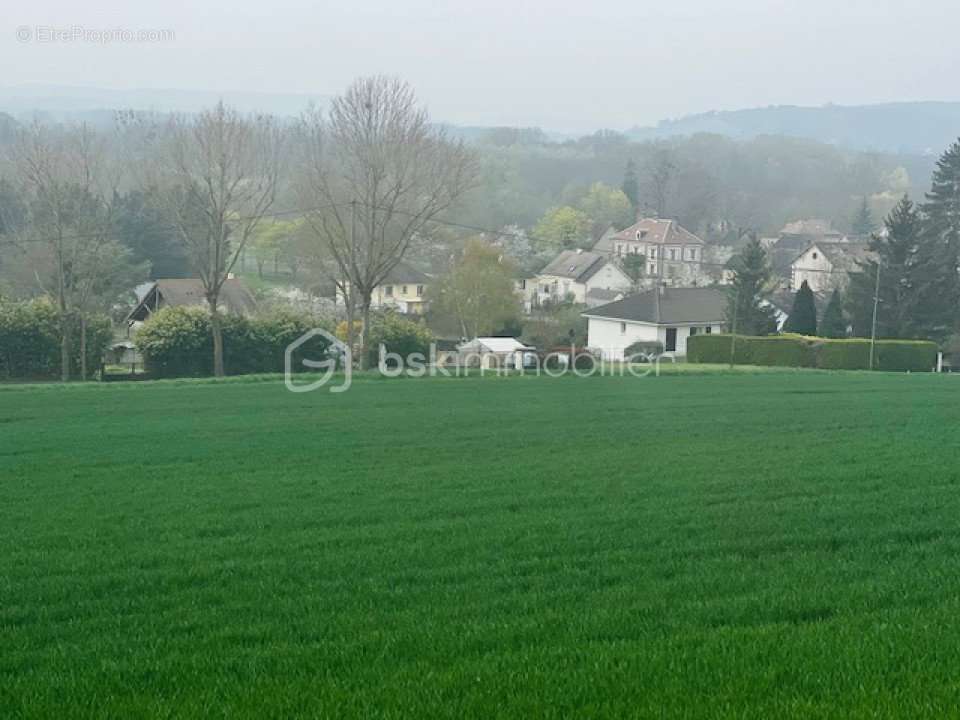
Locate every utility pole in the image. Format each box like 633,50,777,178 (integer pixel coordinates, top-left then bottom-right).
869,260,881,371
729,285,740,369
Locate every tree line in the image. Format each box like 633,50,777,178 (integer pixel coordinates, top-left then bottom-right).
0,76,477,378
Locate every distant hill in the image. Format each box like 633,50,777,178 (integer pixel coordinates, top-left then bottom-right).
0,85,330,125
625,102,960,155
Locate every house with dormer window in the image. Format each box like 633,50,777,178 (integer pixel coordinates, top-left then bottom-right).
594,218,706,284
529,249,632,309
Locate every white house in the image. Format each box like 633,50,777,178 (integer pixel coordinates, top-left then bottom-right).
531,249,632,308
583,287,726,360
456,337,537,369
791,242,873,293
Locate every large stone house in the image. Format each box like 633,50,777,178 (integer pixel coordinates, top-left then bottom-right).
594,218,708,285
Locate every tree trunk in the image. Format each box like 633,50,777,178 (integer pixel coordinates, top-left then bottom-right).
344,291,356,370
359,294,373,370
59,310,71,383
79,315,88,381
210,296,225,377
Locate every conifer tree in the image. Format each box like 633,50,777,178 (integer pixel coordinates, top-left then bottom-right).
820,289,846,338
725,236,779,336
846,195,922,338
783,280,817,335
851,196,875,237
621,159,639,213
914,140,960,340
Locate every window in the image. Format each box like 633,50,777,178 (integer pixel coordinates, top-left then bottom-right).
401,285,408,294
705,326,712,334
690,327,698,336
669,248,677,260
649,246,657,258
812,252,818,260
616,244,623,257
416,285,424,296
648,263,655,274
384,285,393,297
620,322,627,334
665,327,677,352
688,248,697,260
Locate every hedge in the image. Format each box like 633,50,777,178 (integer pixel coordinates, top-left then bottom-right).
135,306,335,378
687,334,938,372
0,298,112,379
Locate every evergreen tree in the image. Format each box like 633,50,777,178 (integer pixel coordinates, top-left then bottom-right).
725,236,779,336
820,289,846,338
115,190,190,279
620,254,648,288
846,195,922,338
783,280,817,335
621,159,639,213
914,139,960,340
851,196,875,237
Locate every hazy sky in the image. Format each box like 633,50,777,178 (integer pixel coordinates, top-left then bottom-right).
4,0,960,131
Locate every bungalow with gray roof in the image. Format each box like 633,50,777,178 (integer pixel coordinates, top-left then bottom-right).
583,286,726,359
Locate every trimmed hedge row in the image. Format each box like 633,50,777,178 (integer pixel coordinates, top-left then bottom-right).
688,334,938,372
137,306,435,378
135,306,335,378
0,298,112,379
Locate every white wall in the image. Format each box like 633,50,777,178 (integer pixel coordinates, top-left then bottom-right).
586,317,723,360
792,245,836,293
585,263,632,294
534,273,585,303
586,318,658,360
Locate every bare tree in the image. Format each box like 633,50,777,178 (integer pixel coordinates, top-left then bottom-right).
294,76,476,366
9,122,123,380
144,103,283,377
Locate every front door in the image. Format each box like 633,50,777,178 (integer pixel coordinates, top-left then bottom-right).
665,327,677,352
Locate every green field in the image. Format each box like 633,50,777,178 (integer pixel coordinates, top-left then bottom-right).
3,370,960,718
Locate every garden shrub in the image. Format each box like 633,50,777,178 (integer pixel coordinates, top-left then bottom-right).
0,297,111,379
624,339,664,361
367,311,433,368
136,306,334,378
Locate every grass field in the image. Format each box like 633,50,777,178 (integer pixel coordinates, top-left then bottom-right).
3,370,960,718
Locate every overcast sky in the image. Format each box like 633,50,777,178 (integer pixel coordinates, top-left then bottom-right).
3,0,960,131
